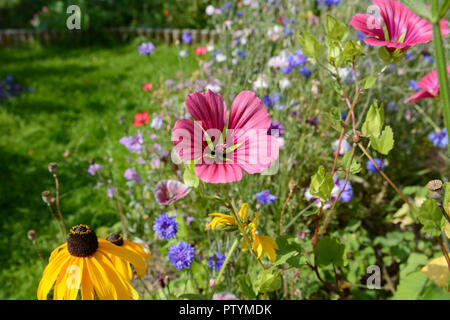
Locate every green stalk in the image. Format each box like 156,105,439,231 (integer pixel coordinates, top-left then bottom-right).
210,238,240,297
432,0,450,156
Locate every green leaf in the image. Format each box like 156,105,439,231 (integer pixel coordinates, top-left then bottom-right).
323,107,343,129
391,271,427,300
440,0,450,19
340,150,361,174
310,166,335,203
255,268,282,293
237,274,257,299
183,160,199,188
443,182,450,215
418,199,445,237
362,100,384,138
314,236,346,267
402,0,432,20
298,29,325,61
342,40,363,58
378,46,393,63
363,76,377,89
325,14,349,42
274,235,302,267
370,125,394,155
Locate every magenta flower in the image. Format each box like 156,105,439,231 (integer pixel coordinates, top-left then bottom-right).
172,90,279,183
351,0,449,53
154,180,190,205
404,66,450,104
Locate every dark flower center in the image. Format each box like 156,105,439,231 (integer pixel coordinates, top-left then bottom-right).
106,233,124,246
67,224,99,257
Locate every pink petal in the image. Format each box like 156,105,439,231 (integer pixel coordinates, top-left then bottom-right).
404,89,435,104
363,38,409,50
418,70,439,90
228,91,270,142
172,119,205,161
234,131,279,174
195,163,243,183
185,90,227,132
154,180,190,205
350,14,385,39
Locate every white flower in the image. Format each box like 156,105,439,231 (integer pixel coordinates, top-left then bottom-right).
268,54,288,69
277,137,285,148
215,53,226,62
279,78,291,90
179,50,188,58
151,116,163,130
205,5,215,15
332,139,352,155
232,58,238,65
252,75,269,90
205,83,221,92
207,44,214,52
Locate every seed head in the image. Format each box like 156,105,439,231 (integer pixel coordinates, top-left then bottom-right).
27,230,37,241
48,162,58,175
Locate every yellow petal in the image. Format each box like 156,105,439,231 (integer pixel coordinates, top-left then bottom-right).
53,257,77,300
124,240,151,263
80,258,94,300
444,221,450,239
98,239,147,277
259,235,279,263
37,250,70,300
238,203,248,222
421,255,450,288
49,243,68,263
87,253,119,300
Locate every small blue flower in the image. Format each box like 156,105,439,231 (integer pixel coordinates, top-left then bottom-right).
428,128,448,147
366,158,385,173
405,52,414,60
336,179,353,203
299,66,312,78
168,242,195,270
182,32,193,44
237,11,243,17
207,253,226,271
153,212,178,239
409,80,419,91
238,50,247,58
423,55,434,64
138,42,155,55
256,190,278,205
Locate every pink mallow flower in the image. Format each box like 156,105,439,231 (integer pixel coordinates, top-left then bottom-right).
351,0,449,53
172,90,279,183
404,66,450,104
154,180,190,205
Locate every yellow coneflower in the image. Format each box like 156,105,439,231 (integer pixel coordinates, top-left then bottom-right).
206,203,249,230
105,233,151,282
38,224,147,300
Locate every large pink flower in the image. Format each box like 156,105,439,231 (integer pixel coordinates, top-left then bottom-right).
172,90,279,183
405,66,450,104
351,0,449,52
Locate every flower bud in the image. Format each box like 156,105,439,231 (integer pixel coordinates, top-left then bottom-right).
352,130,364,144
427,179,444,200
41,190,52,205
48,162,58,175
27,229,37,241
289,180,297,191
209,278,216,289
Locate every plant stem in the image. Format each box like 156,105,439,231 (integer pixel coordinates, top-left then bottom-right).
437,236,450,270
432,0,450,157
211,238,239,296
47,203,65,242
219,184,265,270
53,175,67,239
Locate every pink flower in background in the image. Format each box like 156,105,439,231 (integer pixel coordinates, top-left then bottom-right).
172,90,279,183
195,46,207,56
404,66,450,104
154,180,190,205
132,111,149,126
351,0,449,52
142,83,153,91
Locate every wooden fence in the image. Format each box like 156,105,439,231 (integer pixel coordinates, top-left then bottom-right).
0,28,220,46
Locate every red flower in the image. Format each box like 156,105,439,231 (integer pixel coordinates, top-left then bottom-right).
195,46,207,56
132,111,149,127
142,83,153,91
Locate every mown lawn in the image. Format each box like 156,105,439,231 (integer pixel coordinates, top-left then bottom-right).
0,40,199,299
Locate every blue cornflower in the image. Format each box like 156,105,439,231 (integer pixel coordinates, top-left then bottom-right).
423,55,434,64
357,31,366,41
336,179,353,203
405,52,414,60
238,50,247,58
428,128,448,147
182,32,192,44
138,42,155,55
256,190,278,205
366,158,385,173
168,242,195,270
153,212,178,239
284,25,293,37
299,66,312,78
267,120,284,137
409,80,419,91
317,0,341,7
263,93,281,108
207,253,226,271
237,11,243,17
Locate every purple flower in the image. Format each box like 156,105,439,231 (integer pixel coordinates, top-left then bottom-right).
366,158,385,173
409,80,419,91
138,42,155,55
88,163,102,176
336,179,353,203
428,128,448,147
119,131,144,153
153,212,178,239
168,242,195,270
207,253,226,271
107,186,116,199
267,120,284,138
256,190,278,205
182,32,192,44
213,292,237,300
299,66,312,78
124,167,142,184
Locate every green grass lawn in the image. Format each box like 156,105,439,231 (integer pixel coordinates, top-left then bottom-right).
0,40,199,299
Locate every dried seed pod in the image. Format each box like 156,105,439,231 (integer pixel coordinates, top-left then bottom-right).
27,229,37,241
48,162,58,175
427,179,444,199
41,190,52,205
